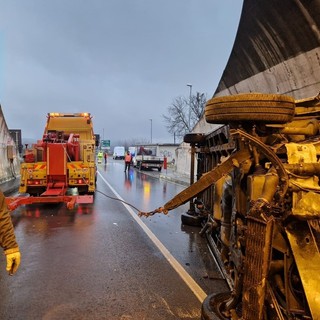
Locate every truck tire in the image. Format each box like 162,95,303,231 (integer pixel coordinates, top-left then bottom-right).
205,93,295,124
181,213,205,227
201,292,232,320
183,133,206,144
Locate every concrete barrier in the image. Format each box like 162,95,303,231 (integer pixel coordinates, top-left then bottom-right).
0,106,20,185
215,0,320,99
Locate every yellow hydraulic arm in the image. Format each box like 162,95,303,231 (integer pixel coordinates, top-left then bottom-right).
139,148,251,217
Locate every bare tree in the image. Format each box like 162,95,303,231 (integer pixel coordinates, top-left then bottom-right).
163,92,206,140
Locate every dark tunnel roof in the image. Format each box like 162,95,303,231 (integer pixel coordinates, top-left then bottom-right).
215,0,320,95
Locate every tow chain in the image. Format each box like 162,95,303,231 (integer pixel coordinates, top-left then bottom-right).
138,207,168,217
139,130,288,217
64,146,164,217
93,152,248,217
95,190,168,217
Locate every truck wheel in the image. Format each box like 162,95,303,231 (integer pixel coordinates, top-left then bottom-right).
181,213,205,227
205,93,295,124
201,292,232,320
158,167,162,172
183,133,206,144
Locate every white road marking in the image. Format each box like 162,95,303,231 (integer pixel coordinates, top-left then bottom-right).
98,171,207,303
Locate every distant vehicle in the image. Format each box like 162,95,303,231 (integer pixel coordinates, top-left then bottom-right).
134,145,163,171
113,146,125,160
128,146,135,156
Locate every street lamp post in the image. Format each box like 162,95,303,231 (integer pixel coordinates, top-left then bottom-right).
186,83,192,130
186,84,195,214
149,119,152,143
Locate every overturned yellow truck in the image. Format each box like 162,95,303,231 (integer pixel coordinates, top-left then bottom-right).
147,93,320,319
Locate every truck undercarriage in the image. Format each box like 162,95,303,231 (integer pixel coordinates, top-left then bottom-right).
144,93,320,319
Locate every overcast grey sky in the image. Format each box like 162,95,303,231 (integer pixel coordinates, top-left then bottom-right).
0,0,243,145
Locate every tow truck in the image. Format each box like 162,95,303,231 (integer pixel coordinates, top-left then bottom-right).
6,112,97,210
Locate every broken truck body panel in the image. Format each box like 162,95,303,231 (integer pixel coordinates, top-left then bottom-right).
17,112,96,208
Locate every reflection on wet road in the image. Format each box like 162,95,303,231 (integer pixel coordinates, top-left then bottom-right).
97,159,228,294
98,171,207,302
0,158,227,320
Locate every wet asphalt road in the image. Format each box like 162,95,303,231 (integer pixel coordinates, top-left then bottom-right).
0,159,228,320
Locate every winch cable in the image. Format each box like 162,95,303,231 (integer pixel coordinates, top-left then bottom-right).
72,147,253,217
61,139,252,218
61,145,173,216
58,144,154,216
80,171,161,217
95,189,161,216
95,148,252,218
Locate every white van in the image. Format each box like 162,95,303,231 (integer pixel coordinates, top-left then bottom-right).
113,146,125,160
